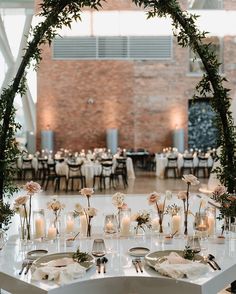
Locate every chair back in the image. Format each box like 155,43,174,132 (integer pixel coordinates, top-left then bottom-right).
167,157,178,167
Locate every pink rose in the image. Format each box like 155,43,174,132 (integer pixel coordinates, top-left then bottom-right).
182,174,200,186
23,181,41,195
14,195,29,207
177,191,187,200
80,188,94,197
213,185,227,198
148,192,160,205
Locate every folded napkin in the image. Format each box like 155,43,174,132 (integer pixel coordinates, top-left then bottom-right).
31,259,86,285
154,252,208,279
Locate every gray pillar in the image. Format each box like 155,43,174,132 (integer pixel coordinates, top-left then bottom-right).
26,131,36,154
106,128,118,154
41,130,54,151
172,128,184,153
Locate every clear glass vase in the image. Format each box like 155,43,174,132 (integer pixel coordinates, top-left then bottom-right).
134,224,145,236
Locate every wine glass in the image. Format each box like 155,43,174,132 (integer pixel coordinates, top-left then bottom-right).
91,239,106,257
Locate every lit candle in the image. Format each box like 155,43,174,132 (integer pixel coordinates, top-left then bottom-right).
35,217,45,238
47,226,57,240
66,216,75,233
80,215,87,236
105,220,114,232
171,214,181,234
151,217,159,231
120,216,131,236
197,220,207,231
208,215,215,236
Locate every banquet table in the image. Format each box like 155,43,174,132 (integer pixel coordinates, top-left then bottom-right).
1,193,235,294
56,157,135,188
155,153,214,179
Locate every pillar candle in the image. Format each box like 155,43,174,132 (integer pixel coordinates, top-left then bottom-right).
208,215,215,236
171,214,181,234
47,226,57,240
120,216,131,236
66,217,75,233
80,215,87,236
151,217,159,231
35,217,45,238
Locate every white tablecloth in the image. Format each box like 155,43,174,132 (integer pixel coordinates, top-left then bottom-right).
155,153,214,179
56,158,135,188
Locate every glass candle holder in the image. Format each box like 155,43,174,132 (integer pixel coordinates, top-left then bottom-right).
194,212,209,239
104,214,118,234
206,207,216,236
33,209,45,239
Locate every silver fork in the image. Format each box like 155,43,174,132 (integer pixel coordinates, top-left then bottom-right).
19,260,28,275
132,260,139,273
135,258,143,273
24,260,33,275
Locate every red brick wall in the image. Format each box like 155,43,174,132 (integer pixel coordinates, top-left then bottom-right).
36,0,236,152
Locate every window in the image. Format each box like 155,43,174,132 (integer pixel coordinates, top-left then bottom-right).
189,36,223,74
188,0,223,10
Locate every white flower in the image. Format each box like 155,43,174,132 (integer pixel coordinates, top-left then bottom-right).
14,195,29,207
75,203,84,213
182,174,200,185
23,181,41,195
112,192,125,208
47,199,65,211
86,207,97,217
177,191,187,200
80,188,94,197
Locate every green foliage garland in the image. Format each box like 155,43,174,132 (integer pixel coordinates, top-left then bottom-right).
0,0,236,228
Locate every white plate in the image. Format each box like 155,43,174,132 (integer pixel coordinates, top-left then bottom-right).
128,247,150,257
32,252,95,271
145,250,203,269
27,249,48,260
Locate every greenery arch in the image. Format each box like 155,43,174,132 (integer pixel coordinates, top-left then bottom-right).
0,0,236,202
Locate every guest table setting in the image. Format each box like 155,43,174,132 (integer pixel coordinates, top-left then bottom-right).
1,177,236,294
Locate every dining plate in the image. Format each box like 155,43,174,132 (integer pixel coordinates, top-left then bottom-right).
128,247,150,257
144,250,203,269
27,249,48,260
32,252,95,271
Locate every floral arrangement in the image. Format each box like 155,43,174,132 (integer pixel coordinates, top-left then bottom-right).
79,188,97,237
47,198,65,235
112,192,128,229
211,185,236,219
148,191,167,233
13,181,41,240
112,192,127,210
132,210,151,234
178,174,199,235
166,204,181,216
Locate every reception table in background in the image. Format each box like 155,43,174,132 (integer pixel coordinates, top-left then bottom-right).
155,153,214,179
